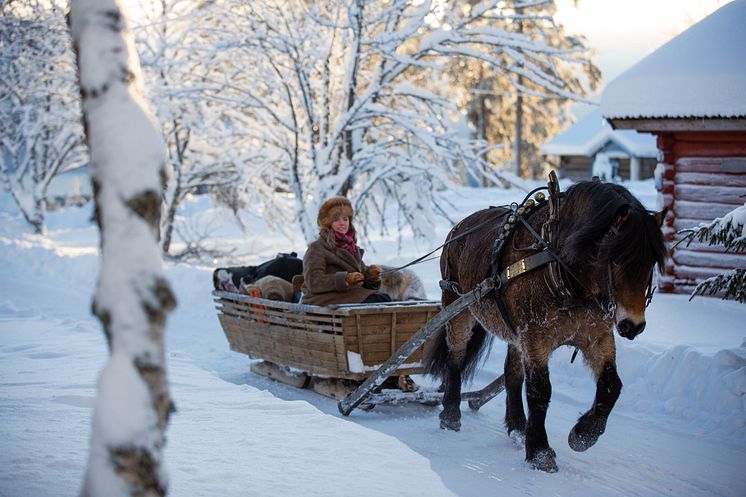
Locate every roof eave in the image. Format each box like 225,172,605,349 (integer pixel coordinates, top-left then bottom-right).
607,117,746,132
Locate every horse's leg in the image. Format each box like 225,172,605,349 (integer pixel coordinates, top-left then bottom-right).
523,348,558,472
568,332,622,452
504,343,526,440
439,310,473,432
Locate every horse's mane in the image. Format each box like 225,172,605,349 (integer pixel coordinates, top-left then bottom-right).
558,181,666,275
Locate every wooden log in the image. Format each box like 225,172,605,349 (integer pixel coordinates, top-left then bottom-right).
675,172,746,187
674,184,746,204
674,200,741,221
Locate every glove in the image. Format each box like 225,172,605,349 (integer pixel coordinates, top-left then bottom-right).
366,265,381,281
345,272,365,287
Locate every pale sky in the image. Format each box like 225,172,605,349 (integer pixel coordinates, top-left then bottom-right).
555,0,731,94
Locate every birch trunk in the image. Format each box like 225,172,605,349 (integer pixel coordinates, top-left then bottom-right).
69,1,176,495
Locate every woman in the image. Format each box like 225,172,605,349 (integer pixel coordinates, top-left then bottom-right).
300,196,391,306
301,196,417,392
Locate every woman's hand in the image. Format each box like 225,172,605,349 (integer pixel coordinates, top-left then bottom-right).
345,272,365,287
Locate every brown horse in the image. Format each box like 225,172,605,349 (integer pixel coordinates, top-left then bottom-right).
425,178,667,472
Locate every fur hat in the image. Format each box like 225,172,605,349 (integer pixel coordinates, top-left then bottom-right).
317,196,354,228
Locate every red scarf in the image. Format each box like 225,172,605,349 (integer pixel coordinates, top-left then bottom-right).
331,229,356,256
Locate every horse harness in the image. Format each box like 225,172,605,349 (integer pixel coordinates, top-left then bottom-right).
439,171,655,335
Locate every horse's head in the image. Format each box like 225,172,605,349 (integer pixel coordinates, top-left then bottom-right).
560,183,668,340
602,205,668,340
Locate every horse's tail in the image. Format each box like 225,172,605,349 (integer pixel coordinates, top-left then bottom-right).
424,323,493,383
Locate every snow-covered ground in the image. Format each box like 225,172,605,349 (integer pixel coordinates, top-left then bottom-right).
1,181,745,497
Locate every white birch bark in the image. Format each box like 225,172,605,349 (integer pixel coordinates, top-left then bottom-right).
69,1,176,495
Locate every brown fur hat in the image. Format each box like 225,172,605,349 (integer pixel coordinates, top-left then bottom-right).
317,196,354,228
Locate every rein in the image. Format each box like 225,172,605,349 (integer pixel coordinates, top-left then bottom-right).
379,206,508,275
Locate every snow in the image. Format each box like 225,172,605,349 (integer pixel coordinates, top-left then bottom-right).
541,109,657,158
601,0,746,120
2,182,746,497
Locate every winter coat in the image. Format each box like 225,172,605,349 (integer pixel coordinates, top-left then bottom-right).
300,232,380,306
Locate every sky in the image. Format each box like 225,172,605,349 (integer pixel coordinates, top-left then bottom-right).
554,0,731,115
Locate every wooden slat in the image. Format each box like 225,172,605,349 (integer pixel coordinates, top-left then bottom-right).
213,290,341,315
220,303,343,334
390,313,397,356
223,311,341,334
221,300,342,325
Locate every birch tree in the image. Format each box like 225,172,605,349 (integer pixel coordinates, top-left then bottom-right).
214,0,597,242
69,1,176,495
133,0,240,255
0,0,86,233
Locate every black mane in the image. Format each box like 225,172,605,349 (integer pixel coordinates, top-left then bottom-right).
559,181,666,276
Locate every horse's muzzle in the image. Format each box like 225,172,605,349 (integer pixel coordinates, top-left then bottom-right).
617,319,645,340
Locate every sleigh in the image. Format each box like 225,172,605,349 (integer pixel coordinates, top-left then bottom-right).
213,289,443,402
213,280,506,412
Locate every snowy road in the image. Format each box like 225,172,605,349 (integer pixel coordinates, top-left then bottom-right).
1,187,745,497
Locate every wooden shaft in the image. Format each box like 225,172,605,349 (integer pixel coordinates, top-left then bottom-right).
338,279,495,415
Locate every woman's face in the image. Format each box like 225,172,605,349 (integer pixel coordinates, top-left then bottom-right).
331,216,350,235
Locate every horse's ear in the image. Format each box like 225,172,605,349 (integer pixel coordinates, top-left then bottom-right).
655,207,668,227
615,204,630,227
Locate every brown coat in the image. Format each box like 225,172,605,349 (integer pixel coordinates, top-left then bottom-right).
301,232,380,306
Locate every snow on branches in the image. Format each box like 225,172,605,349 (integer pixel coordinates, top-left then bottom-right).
0,0,86,233
209,0,596,244
679,202,746,303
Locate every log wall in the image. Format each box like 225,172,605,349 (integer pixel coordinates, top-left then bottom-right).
656,131,746,294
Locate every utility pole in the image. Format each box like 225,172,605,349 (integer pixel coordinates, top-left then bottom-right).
513,2,523,177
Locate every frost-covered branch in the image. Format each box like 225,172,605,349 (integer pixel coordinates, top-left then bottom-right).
206,0,595,243
0,0,87,233
679,202,746,303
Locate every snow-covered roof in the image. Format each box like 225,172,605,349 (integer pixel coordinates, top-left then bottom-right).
541,109,657,157
601,0,746,120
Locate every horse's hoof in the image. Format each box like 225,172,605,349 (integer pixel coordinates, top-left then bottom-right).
439,413,461,431
527,448,558,473
568,413,608,452
568,423,602,452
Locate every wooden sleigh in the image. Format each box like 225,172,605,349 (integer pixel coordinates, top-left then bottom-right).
213,277,506,414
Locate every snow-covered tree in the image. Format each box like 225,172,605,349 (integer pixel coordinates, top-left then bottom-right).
447,0,600,179
132,0,240,256
679,202,746,303
0,0,86,233
69,0,176,495
213,0,597,243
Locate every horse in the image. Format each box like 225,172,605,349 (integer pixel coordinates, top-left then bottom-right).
425,177,667,473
